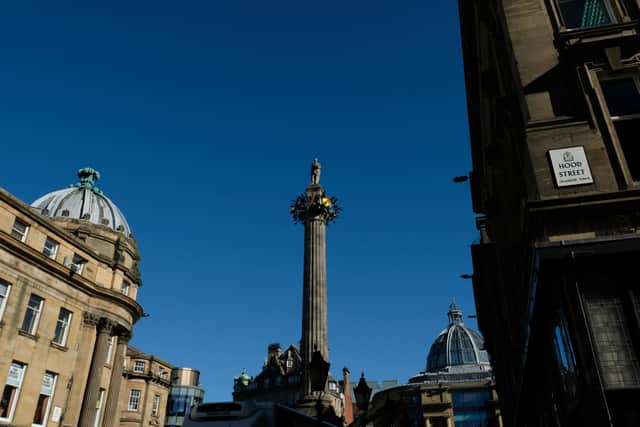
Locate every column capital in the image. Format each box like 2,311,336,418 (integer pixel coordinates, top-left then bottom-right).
116,330,132,343
82,312,101,328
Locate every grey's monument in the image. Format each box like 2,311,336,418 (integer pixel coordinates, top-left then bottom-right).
290,159,342,415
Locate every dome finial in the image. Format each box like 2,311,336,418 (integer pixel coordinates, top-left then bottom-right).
448,298,463,325
75,167,101,193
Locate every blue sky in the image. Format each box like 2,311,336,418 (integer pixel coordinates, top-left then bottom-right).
0,1,476,401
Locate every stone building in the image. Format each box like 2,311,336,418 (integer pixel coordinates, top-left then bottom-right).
165,367,205,427
458,0,640,425
0,168,142,427
118,346,172,427
0,168,192,427
351,302,501,427
233,343,306,406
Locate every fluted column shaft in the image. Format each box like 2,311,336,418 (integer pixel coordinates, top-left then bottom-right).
301,185,329,396
79,319,113,427
102,332,129,427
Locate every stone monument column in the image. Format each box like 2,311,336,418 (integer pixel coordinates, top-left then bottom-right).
290,159,341,398
78,316,114,427
102,330,130,427
301,184,329,393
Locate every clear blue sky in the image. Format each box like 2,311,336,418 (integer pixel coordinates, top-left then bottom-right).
0,1,476,401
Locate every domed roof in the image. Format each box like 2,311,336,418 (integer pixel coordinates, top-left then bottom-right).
31,168,132,235
425,300,490,373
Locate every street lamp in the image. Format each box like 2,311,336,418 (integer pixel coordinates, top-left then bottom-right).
308,350,330,392
308,350,330,425
354,372,373,413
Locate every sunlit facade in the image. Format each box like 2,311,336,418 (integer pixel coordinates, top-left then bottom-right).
352,302,501,427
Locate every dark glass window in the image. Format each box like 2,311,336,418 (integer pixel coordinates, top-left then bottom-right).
452,390,492,427
553,313,578,398
557,0,614,29
586,297,640,387
601,77,640,181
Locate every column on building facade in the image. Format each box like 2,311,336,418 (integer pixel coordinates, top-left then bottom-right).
78,316,115,427
102,330,130,427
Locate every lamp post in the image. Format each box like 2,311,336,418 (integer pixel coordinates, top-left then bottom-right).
353,372,373,425
308,350,330,425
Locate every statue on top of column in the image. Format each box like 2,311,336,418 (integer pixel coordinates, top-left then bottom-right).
310,158,321,185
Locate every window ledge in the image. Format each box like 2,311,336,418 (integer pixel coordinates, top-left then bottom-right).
50,341,68,352
18,329,39,341
557,21,638,47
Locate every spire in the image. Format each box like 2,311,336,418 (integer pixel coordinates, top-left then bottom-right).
448,298,463,325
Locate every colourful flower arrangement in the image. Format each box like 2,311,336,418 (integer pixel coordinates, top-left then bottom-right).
290,192,341,224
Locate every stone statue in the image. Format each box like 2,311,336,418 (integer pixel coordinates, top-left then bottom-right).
310,158,321,184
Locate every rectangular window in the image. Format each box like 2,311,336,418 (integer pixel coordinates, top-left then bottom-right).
93,388,105,427
42,237,59,260
152,394,160,416
553,313,578,398
70,254,86,274
0,362,27,421
0,280,11,322
33,371,57,426
600,76,640,181
11,219,29,242
128,390,141,411
133,360,145,373
52,308,72,346
557,0,615,29
21,294,44,335
120,281,130,296
106,336,115,364
586,296,640,387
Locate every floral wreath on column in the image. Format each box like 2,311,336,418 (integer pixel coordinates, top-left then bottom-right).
290,192,341,224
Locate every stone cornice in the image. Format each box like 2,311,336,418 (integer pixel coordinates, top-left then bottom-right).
0,231,144,323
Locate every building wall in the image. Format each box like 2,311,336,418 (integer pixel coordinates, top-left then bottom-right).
459,0,640,424
353,382,501,427
118,348,172,427
0,189,142,427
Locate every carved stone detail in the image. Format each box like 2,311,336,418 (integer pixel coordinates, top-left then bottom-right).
82,312,100,328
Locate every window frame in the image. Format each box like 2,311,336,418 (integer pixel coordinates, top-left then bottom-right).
0,280,11,322
133,360,145,373
70,254,86,275
93,388,105,427
11,218,29,243
596,71,640,185
128,389,141,411
546,0,630,33
106,336,115,365
152,394,161,416
42,237,59,260
32,371,57,427
52,308,72,347
120,281,130,296
21,294,44,336
0,362,27,422
556,0,618,30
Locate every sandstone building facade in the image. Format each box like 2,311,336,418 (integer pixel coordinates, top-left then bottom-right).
458,0,640,425
0,168,188,427
118,346,172,427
